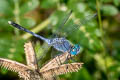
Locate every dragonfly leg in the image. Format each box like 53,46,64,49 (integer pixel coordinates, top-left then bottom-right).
65,53,70,63
70,55,77,62
58,55,62,65
65,53,77,63
51,47,63,66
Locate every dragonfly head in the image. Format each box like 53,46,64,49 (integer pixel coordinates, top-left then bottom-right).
70,44,80,55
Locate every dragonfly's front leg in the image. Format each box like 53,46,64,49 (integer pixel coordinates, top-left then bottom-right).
65,53,77,63
69,54,77,62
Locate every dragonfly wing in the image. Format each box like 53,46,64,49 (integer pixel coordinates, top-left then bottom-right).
60,13,97,36
50,47,60,59
53,10,72,37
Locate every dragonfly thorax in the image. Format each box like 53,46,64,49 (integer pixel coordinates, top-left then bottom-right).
50,38,72,52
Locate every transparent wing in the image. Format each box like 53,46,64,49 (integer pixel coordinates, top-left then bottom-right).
70,13,97,33
51,47,59,59
59,13,97,36
37,42,51,63
53,10,72,37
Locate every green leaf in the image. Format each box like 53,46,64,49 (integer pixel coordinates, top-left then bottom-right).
68,1,87,13
102,5,119,16
0,0,13,17
41,0,58,9
20,0,39,15
0,17,14,31
20,17,36,28
101,0,112,3
49,10,68,34
0,33,25,62
113,0,120,6
0,37,13,58
72,68,92,80
0,69,8,74
12,39,25,62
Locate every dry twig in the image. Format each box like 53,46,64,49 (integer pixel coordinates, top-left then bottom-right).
0,41,83,80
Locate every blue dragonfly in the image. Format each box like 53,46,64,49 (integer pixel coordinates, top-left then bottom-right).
8,21,80,56
8,11,97,62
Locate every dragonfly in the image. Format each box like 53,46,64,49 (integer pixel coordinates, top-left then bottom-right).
8,11,97,60
8,22,80,56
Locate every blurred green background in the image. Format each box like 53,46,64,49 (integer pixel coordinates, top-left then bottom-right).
0,0,120,80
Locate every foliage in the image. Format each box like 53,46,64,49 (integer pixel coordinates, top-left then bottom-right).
0,0,120,80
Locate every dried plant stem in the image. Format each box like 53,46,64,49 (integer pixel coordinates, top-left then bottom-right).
0,41,83,80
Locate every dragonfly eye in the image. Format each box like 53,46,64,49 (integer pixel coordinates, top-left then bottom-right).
70,44,80,55
76,47,80,51
72,49,75,51
69,47,76,55
74,44,80,53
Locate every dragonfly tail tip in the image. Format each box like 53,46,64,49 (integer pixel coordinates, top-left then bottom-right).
8,21,12,24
